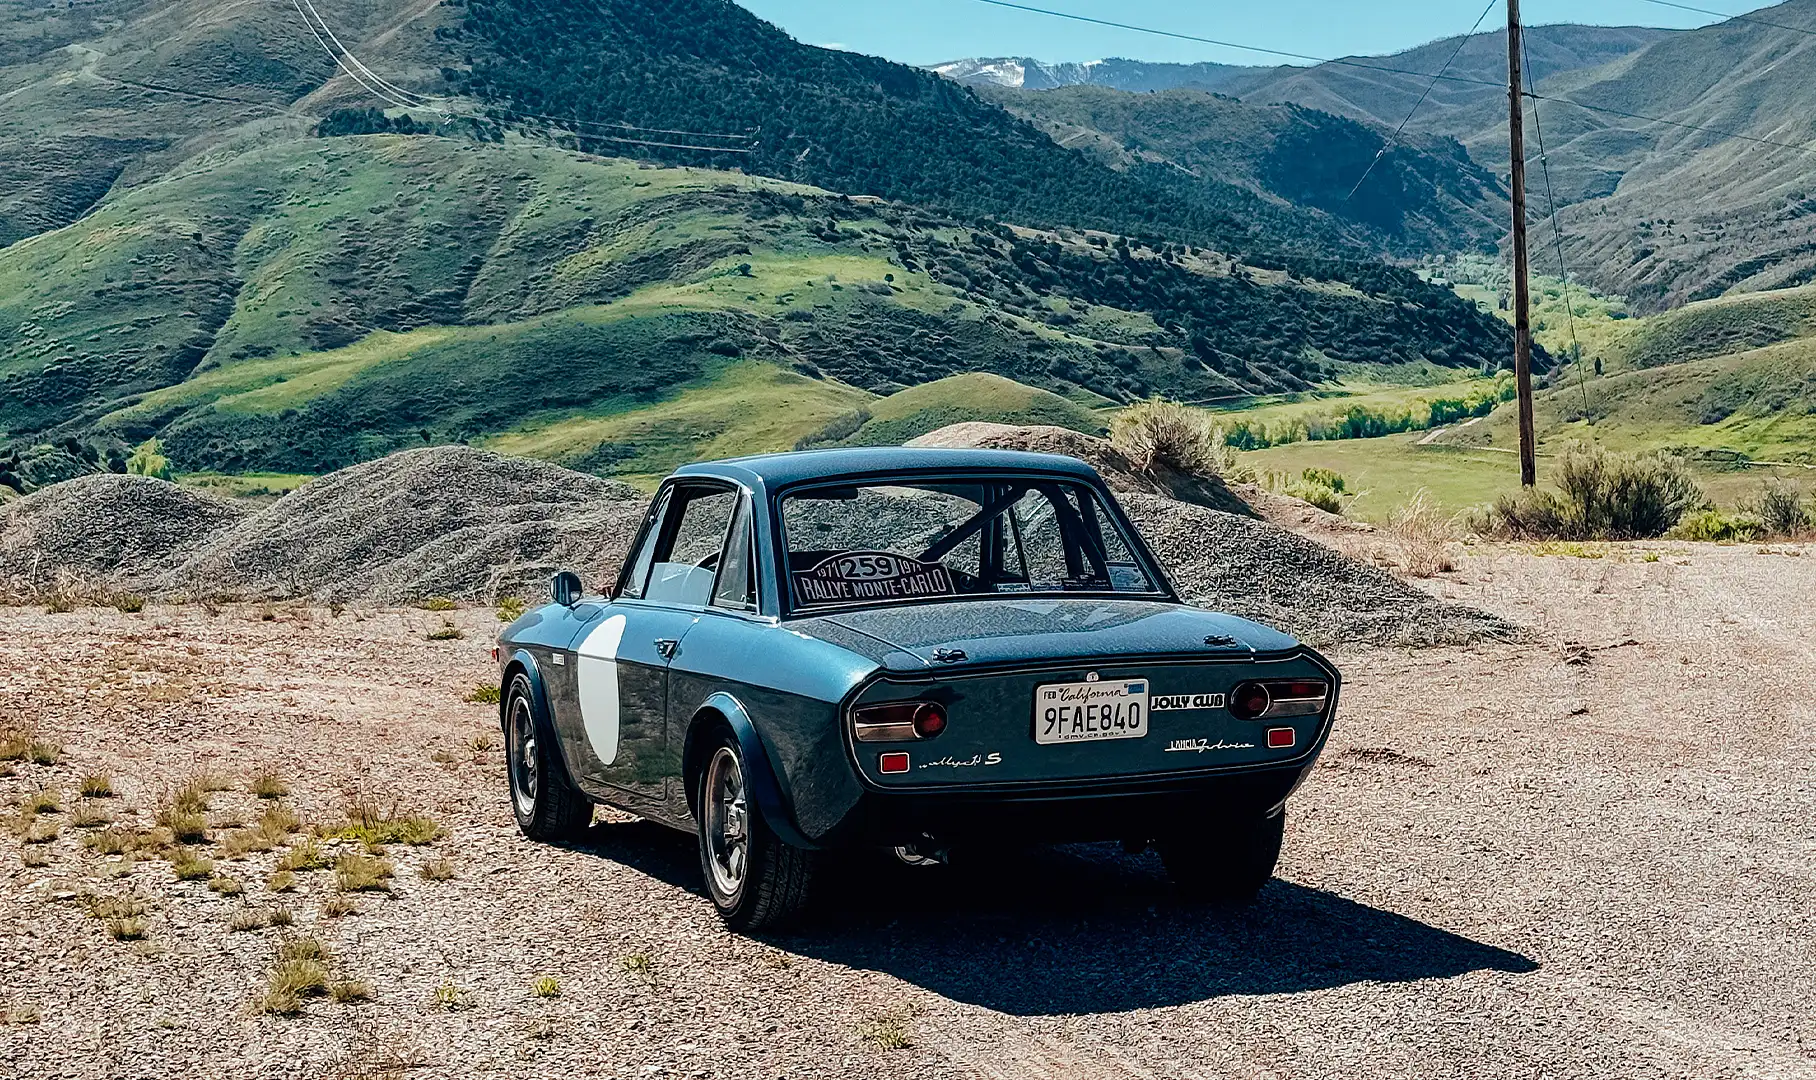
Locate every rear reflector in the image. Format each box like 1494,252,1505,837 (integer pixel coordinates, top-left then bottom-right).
1266,727,1296,749
878,752,911,774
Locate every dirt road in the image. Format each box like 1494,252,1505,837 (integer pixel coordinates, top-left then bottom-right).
1,544,1812,1079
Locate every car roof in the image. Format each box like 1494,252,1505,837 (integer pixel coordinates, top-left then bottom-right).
671,446,1104,489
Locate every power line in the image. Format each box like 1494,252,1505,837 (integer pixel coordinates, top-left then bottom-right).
1522,31,1589,413
1345,0,1497,202
284,0,757,150
1633,0,1816,39
961,0,1816,158
964,0,1509,89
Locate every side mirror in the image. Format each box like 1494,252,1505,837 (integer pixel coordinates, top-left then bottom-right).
550,571,584,608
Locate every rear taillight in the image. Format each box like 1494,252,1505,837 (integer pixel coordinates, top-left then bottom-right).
853,701,947,742
1229,679,1329,721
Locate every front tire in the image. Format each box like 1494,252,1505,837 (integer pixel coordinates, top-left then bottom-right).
504,673,591,841
1158,809,1285,905
696,733,815,932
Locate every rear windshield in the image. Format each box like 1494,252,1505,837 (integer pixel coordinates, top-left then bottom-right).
779,478,1158,611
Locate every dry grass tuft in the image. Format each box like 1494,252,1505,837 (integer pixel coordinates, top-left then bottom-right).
267,870,297,893
334,854,394,892
258,802,302,836
327,797,441,851
208,874,245,897
856,1006,917,1051
1,1000,42,1024
21,818,58,844
0,724,31,762
426,622,464,641
167,848,213,881
269,905,295,927
467,732,498,754
228,906,271,932
418,855,456,881
78,774,115,799
259,937,335,1015
157,809,208,844
330,980,373,1004
1384,491,1460,578
19,788,61,815
275,838,330,872
21,847,51,867
26,740,61,766
218,828,277,860
250,769,289,800
464,683,501,705
107,917,148,941
321,895,359,918
70,801,114,829
531,975,561,999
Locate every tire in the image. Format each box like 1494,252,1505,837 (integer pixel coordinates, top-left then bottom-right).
503,672,591,842
695,730,816,932
1158,809,1285,905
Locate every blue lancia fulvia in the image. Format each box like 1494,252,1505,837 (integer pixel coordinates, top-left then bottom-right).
494,447,1340,930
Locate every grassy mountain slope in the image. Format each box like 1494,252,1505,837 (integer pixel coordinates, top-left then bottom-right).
1600,284,1816,371
0,133,1520,477
1536,1,1816,309
832,373,1107,448
983,86,1507,255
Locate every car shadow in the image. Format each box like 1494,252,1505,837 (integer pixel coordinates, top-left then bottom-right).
570,821,1538,1016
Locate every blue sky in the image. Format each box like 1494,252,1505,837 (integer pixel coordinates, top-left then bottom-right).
735,0,1774,67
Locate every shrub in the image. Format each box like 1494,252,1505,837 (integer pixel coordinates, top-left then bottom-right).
1752,481,1811,538
1483,444,1703,540
1299,467,1348,494
1110,399,1224,477
426,623,464,641
1285,480,1343,515
1669,509,1765,542
464,684,501,705
112,594,146,614
496,597,528,622
532,976,561,999
418,596,457,612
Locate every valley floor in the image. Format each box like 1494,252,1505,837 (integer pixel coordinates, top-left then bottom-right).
1,544,1813,1079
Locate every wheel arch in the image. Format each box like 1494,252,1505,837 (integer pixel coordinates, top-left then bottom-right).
500,649,587,797
684,691,817,850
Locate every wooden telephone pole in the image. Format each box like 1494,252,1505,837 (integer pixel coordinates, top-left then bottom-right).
1507,0,1538,486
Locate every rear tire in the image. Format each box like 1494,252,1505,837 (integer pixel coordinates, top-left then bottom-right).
504,672,591,842
695,730,816,932
1158,809,1285,905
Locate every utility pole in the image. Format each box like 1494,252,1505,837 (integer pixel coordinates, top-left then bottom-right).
1508,0,1537,486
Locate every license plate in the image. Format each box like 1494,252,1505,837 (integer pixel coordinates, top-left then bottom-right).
1033,679,1149,745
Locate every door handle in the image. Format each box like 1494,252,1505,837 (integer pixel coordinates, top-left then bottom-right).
654,638,679,660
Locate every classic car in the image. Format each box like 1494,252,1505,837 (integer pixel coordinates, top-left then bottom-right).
493,447,1341,929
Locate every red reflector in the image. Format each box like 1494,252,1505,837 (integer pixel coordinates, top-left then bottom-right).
1267,727,1296,749
878,752,911,774
491,647,500,663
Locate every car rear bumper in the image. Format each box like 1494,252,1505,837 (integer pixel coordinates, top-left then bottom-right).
809,762,1312,848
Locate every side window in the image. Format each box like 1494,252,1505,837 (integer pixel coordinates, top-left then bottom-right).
645,488,737,607
712,495,757,611
617,490,671,599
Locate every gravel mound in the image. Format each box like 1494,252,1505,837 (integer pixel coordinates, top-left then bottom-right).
0,474,246,594
169,447,648,604
909,422,1253,515
1121,493,1515,647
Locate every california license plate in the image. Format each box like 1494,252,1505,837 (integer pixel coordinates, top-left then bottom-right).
1033,679,1150,745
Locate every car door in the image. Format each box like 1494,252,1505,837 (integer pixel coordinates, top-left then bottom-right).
571,482,739,807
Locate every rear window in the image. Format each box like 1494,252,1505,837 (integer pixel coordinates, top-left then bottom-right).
779,478,1156,611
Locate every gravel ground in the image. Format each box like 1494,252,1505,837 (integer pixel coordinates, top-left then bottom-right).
1,542,1812,1078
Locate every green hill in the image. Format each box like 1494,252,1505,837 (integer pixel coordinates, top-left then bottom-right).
828,373,1108,448
980,86,1507,256
1600,284,1816,371
0,133,1521,480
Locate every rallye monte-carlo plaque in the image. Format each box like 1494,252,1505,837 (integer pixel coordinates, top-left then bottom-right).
792,551,956,606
